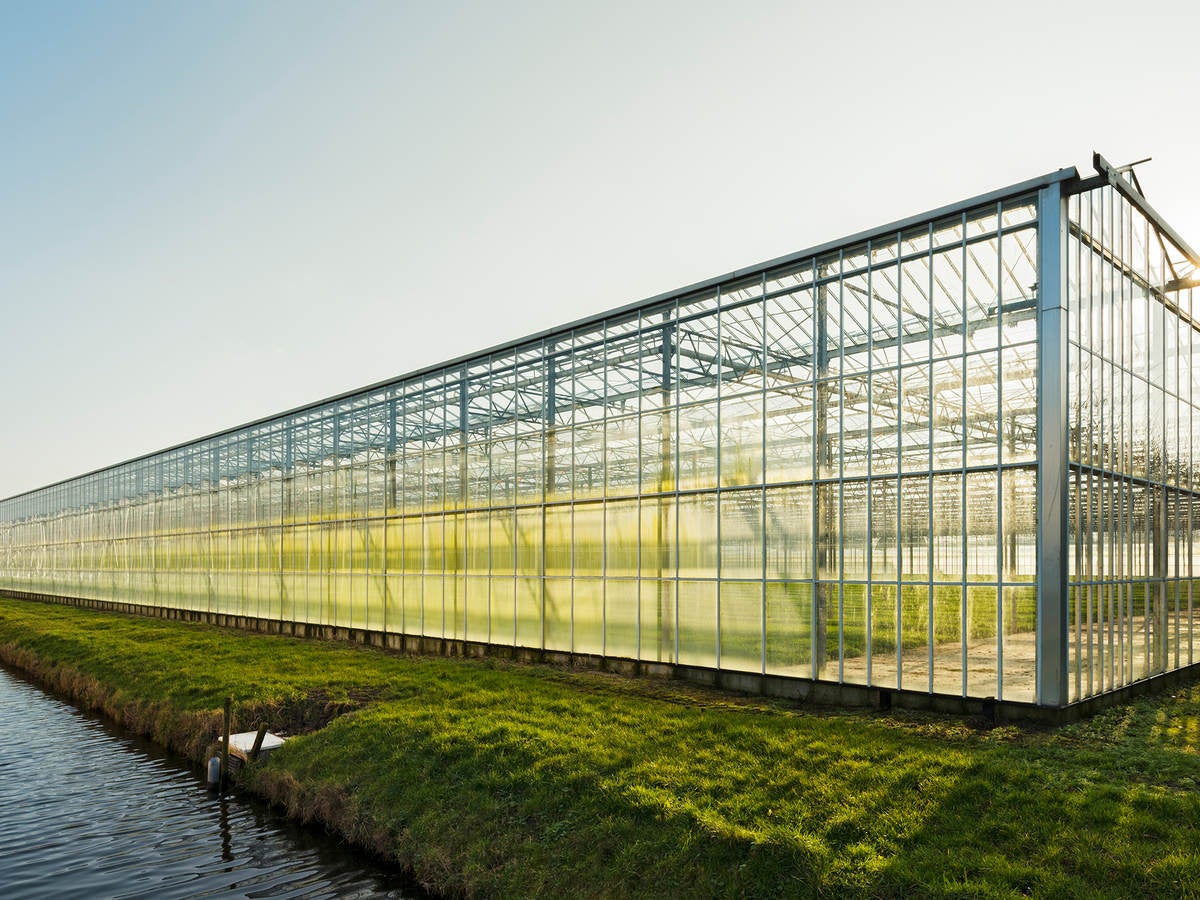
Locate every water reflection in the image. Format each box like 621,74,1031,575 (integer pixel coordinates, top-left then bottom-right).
0,664,424,899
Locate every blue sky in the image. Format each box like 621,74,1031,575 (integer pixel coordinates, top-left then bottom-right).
3,1,1199,498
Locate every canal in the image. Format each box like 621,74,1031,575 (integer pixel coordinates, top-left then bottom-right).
0,664,424,898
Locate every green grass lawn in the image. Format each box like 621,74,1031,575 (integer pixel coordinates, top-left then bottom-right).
1,594,1198,898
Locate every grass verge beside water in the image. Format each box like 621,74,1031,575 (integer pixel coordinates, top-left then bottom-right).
1,595,1199,898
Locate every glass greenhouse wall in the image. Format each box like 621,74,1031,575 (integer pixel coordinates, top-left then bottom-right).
3,156,1197,709
1067,175,1200,703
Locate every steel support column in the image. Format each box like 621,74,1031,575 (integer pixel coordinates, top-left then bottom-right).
1037,182,1070,707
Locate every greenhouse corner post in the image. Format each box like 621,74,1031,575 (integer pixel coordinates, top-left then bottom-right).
1037,179,1070,707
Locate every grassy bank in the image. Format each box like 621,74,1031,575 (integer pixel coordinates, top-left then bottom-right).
1,595,1198,898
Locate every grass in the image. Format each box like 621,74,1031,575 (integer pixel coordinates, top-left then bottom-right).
2,594,1200,898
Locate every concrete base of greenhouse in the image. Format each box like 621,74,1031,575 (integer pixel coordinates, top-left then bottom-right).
3,588,1193,726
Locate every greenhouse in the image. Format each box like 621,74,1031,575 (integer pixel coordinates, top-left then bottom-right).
2,153,1198,711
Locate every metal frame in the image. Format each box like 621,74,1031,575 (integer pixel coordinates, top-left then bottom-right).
4,159,1198,709
1037,181,1070,706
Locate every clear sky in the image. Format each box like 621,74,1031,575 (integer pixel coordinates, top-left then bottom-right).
2,0,1199,500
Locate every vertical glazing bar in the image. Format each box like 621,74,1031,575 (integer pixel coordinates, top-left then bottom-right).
836,253,845,684
460,369,470,644
893,241,903,691
672,304,681,666
662,313,675,663
926,225,935,694
1114,189,1126,688
760,272,769,675
400,394,408,636
1037,181,1070,707
866,245,874,687
544,350,557,651
1098,197,1108,691
1080,194,1089,700
994,202,1005,701
715,287,723,670
283,426,292,625
961,212,969,698
813,257,825,681
1190,289,1196,668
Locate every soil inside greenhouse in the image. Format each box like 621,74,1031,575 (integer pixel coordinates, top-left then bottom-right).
834,629,1039,699
2,593,1200,898
835,619,1161,701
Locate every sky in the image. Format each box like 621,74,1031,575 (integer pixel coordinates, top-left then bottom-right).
2,0,1200,500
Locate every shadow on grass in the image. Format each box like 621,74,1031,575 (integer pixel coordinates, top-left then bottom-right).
870,688,1200,898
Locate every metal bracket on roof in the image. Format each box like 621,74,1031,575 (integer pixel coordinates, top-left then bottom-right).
1092,151,1200,276
1111,155,1153,194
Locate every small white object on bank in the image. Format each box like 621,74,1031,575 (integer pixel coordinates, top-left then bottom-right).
219,731,286,763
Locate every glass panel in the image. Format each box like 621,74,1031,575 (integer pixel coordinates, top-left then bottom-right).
932,357,963,470
870,370,900,477
932,474,962,581
544,505,571,576
965,472,998,581
515,508,541,577
606,414,640,498
678,402,719,491
720,393,764,487
842,481,868,581
763,277,813,387
930,247,965,360
720,293,765,395
464,511,488,577
765,387,812,483
765,484,812,581
841,375,870,478
605,579,638,659
676,494,716,580
900,365,931,473
422,573,444,638
640,410,675,494
464,576,489,641
490,575,515,645
515,573,541,647
870,584,898,689
640,579,675,663
543,577,571,651
719,581,761,672
841,583,867,684
1002,585,1036,702
900,255,932,366
573,420,605,500
900,476,930,580
573,502,603,577
967,585,998,698
720,490,763,580
573,578,604,655
815,581,839,680
999,227,1038,346
1002,467,1037,582
1001,345,1037,464
605,499,639,578
545,427,571,502
678,579,717,667
964,236,1000,352
448,569,469,641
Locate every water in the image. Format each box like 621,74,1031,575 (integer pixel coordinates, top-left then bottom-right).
0,665,424,899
